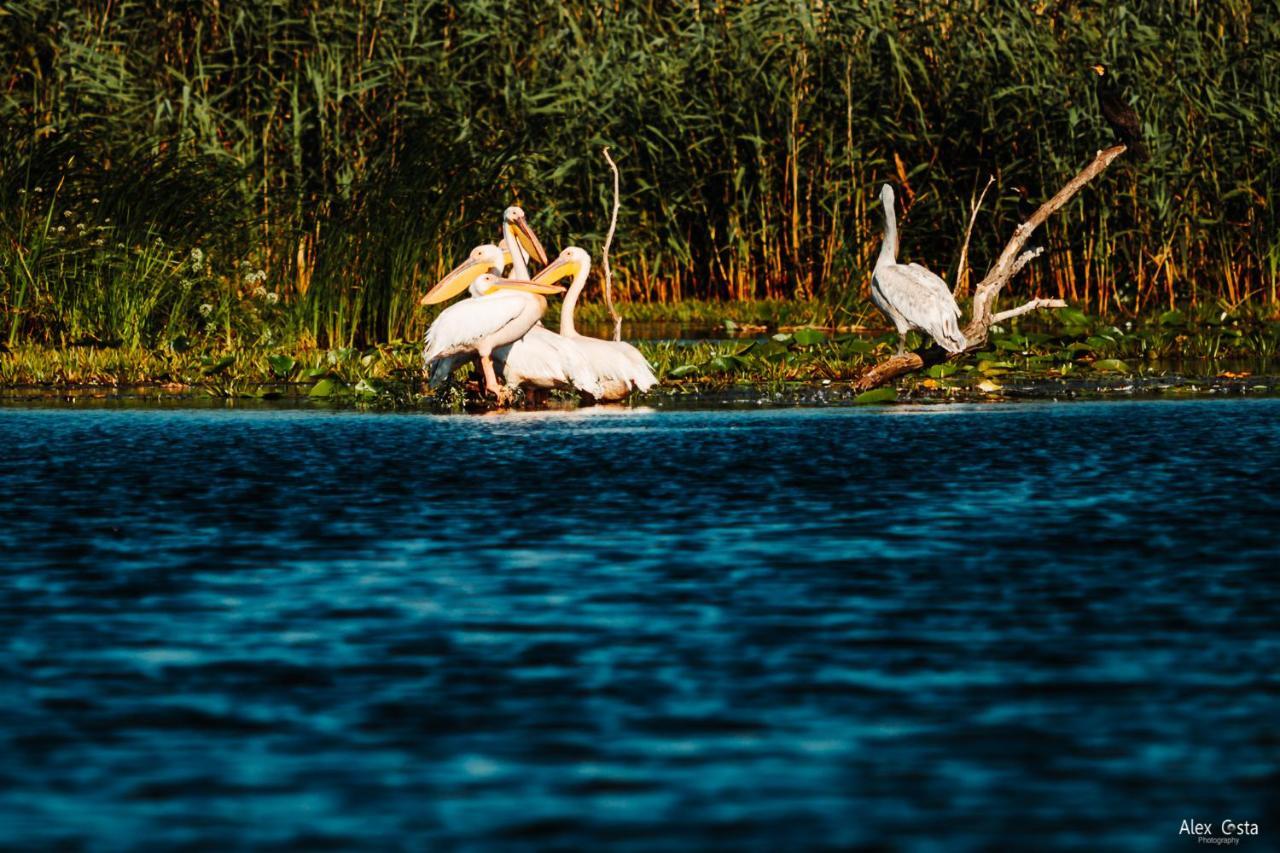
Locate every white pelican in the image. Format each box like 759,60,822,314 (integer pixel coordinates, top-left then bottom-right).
492,208,609,399
871,184,966,356
420,246,566,403
533,247,658,400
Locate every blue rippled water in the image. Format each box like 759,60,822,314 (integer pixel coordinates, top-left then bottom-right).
2,399,1278,849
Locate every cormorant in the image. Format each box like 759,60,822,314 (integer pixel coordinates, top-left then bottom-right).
1091,63,1148,160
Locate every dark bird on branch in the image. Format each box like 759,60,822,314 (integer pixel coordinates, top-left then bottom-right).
1091,63,1148,160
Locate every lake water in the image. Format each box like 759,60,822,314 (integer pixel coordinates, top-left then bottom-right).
2,400,1277,849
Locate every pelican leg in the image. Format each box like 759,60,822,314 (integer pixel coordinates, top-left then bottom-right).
479,354,512,404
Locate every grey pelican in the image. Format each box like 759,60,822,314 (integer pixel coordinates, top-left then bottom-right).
871,184,967,356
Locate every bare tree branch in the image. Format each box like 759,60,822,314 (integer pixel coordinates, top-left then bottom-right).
992,298,1067,324
601,147,623,342
853,145,1127,392
953,174,994,300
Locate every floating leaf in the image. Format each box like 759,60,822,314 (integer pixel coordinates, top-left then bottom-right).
853,387,896,404
792,328,827,346
840,339,875,354
926,363,959,378
668,364,699,378
1092,358,1131,373
771,333,794,344
309,378,338,397
267,354,297,378
976,379,1003,392
708,355,744,373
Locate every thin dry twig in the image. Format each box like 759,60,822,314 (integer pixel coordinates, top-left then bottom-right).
601,147,623,342
953,174,995,300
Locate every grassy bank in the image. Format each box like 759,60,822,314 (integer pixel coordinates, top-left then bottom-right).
4,302,1276,409
3,0,1278,354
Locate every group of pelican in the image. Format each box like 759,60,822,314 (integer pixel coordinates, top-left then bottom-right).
420,187,966,404
420,206,657,403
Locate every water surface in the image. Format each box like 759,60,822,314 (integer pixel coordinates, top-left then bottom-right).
2,400,1277,849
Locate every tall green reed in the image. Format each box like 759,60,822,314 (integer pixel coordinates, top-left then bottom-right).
1,0,1276,350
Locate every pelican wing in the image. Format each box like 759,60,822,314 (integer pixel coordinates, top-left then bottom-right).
576,337,659,392
873,263,967,353
422,293,536,364
612,340,658,391
495,325,606,398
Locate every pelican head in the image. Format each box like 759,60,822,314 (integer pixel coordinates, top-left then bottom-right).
532,246,590,285
502,205,549,267
1090,63,1108,77
420,244,505,305
470,272,566,297
879,183,895,211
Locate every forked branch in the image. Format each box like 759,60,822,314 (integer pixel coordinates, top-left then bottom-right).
854,144,1127,392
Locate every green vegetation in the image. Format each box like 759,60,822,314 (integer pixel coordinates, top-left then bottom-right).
2,0,1278,361
3,302,1275,408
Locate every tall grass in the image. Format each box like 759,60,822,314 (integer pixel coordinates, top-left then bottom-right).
2,0,1277,350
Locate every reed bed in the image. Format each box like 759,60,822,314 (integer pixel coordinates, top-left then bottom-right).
2,0,1277,351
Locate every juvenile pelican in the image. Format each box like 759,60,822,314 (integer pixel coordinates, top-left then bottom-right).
871,184,967,356
533,247,658,400
420,246,566,403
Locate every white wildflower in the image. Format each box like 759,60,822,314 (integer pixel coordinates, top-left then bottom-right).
266,292,279,305
253,285,267,298
198,303,214,317
91,197,100,204
63,210,73,218
56,225,65,233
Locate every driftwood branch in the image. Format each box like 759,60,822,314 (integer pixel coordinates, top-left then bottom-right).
953,174,994,300
992,298,1068,324
854,144,1127,392
601,147,623,342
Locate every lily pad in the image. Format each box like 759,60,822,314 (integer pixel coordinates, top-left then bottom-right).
668,364,699,379
267,354,297,378
309,378,339,397
1092,358,1131,373
853,387,896,404
792,328,827,346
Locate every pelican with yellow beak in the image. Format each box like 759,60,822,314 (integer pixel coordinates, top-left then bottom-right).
420,244,566,403
489,208,609,399
533,247,658,400
499,205,546,279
